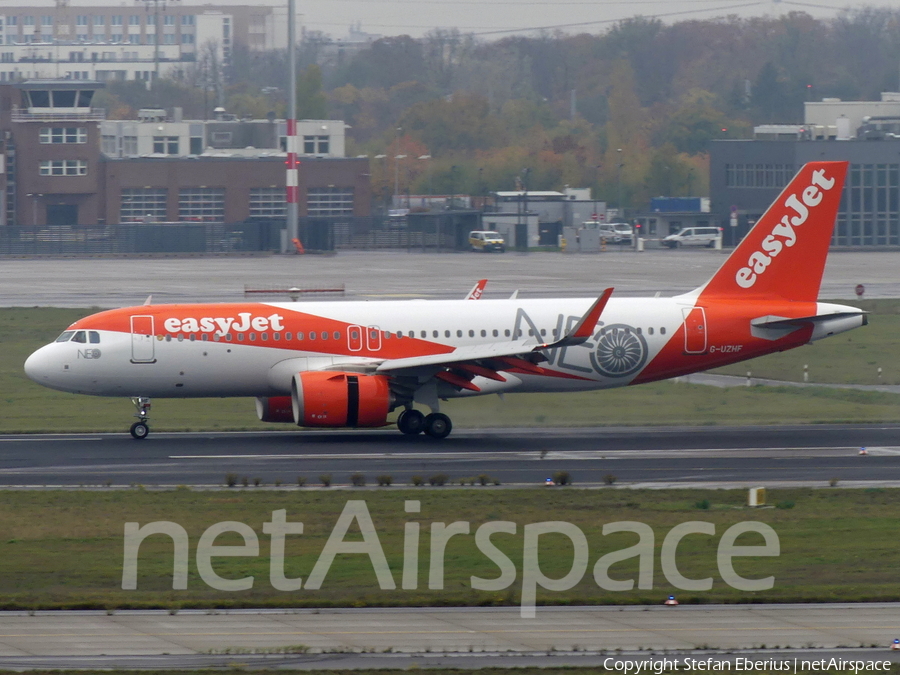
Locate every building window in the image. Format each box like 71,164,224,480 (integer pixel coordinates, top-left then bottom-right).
303,135,329,154
8,17,17,26
181,15,195,25
0,53,13,63
24,16,34,26
39,127,87,144
128,34,140,44
110,34,122,43
163,34,175,44
179,188,224,221
93,15,104,26
181,33,195,44
123,135,138,155
129,15,141,26
307,187,354,216
249,188,286,217
724,163,795,189
111,15,123,26
76,15,89,26
152,136,179,154
101,134,117,155
146,33,156,45
120,188,167,222
164,15,175,26
41,16,52,26
39,160,87,176
147,14,156,26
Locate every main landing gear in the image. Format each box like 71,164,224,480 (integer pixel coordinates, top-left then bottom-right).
130,396,151,440
397,409,452,439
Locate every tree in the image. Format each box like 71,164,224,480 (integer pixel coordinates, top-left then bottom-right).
297,64,327,119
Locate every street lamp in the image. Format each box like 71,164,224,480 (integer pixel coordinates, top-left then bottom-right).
394,154,407,204
616,148,624,215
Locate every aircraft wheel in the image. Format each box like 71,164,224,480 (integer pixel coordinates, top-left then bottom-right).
130,421,149,440
424,413,452,439
397,409,425,435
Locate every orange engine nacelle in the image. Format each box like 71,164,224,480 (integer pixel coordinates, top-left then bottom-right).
291,371,391,428
255,396,296,423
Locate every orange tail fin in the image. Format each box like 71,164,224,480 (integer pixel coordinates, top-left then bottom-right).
699,161,848,302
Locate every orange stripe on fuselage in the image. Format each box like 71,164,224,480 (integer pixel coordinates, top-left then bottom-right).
67,304,455,361
632,299,816,385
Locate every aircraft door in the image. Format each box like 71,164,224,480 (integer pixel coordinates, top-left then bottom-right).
130,315,156,363
682,307,707,354
365,326,382,352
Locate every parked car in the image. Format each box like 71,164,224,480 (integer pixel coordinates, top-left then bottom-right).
469,230,506,252
597,222,634,244
662,226,722,248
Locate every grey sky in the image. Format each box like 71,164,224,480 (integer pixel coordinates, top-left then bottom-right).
4,0,896,38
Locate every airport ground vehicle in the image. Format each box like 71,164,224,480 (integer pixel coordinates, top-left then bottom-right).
468,230,506,252
597,222,634,244
25,162,864,439
662,226,722,248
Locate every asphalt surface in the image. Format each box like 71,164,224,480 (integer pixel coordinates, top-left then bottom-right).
0,605,896,669
1,425,899,487
0,249,896,308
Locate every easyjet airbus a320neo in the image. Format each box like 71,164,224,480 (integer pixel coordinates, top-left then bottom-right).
25,161,866,439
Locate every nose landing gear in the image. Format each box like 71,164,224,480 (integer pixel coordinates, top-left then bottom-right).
130,397,151,439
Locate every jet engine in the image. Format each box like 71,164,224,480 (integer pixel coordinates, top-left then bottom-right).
291,371,391,428
255,396,295,423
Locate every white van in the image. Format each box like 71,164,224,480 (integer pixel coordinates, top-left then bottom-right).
662,226,721,248
596,222,633,244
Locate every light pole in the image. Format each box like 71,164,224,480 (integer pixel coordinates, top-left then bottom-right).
393,154,407,206
616,148,624,216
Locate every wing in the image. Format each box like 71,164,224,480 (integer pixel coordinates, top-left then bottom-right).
376,288,613,391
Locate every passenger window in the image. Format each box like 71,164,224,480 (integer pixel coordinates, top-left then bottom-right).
274,333,280,341
250,333,257,341
492,329,498,337
636,327,642,335
56,331,75,342
310,332,316,340
297,332,304,340
384,331,391,339
445,330,450,338
540,329,546,336
468,329,475,338
649,327,654,335
321,332,329,341
71,331,87,343
660,327,666,335
505,329,511,337
226,334,233,341
457,330,463,338
481,329,486,337
189,334,196,342
261,333,268,341
89,331,100,343
237,333,245,341
334,331,341,340
201,334,209,341
432,330,438,338
420,331,427,338
213,334,221,342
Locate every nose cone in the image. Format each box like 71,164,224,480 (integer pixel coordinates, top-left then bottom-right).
24,345,54,386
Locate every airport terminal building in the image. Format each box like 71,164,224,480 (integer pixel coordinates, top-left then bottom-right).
0,79,371,253
710,93,900,247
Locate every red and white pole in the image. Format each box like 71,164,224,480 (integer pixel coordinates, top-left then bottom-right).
286,118,299,206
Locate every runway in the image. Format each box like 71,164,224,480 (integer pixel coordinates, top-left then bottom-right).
0,605,896,669
1,425,899,487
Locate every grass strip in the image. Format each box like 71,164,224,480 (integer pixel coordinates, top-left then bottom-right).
0,489,899,610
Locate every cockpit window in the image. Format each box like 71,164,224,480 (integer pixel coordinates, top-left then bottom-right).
55,331,75,343
89,331,100,344
71,331,87,344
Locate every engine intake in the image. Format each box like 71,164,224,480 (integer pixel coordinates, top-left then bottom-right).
292,371,391,428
